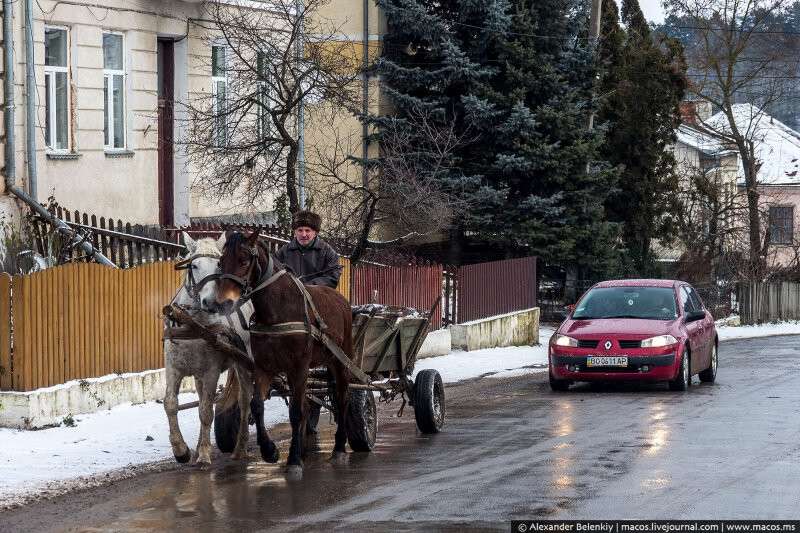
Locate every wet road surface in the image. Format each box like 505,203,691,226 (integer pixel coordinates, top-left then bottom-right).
3,335,800,531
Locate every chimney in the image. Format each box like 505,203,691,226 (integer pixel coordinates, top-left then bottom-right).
695,101,712,122
679,101,697,125
679,100,713,125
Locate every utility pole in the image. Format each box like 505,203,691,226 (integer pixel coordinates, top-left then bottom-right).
587,0,603,130
568,0,604,304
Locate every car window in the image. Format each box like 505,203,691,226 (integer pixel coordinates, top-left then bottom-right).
680,286,696,313
572,286,677,320
686,286,705,312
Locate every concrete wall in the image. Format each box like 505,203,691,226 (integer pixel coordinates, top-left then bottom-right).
0,369,199,429
450,308,540,352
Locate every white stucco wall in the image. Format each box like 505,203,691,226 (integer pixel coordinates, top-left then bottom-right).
0,0,280,225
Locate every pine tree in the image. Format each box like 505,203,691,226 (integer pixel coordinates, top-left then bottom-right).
598,0,686,275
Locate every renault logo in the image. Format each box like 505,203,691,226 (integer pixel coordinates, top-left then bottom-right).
604,340,612,350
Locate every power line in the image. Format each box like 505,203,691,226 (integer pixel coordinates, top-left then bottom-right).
669,24,800,36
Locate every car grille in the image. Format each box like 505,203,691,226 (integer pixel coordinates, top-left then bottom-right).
618,340,642,349
577,339,599,348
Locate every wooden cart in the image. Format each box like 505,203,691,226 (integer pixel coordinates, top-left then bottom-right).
207,300,445,453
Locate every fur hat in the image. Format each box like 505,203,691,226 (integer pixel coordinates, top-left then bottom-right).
292,210,322,232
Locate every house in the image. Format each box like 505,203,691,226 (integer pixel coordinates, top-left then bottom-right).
668,101,800,270
0,0,382,229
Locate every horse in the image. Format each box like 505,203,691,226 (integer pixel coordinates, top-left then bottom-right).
163,232,255,465
214,230,354,477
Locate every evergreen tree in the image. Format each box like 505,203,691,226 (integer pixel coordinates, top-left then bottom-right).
377,0,622,277
598,0,686,275
464,0,621,277
373,0,511,263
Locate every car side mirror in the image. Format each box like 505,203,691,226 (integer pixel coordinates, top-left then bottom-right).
685,310,705,323
565,304,576,313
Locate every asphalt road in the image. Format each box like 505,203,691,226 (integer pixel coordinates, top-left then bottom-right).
3,335,800,532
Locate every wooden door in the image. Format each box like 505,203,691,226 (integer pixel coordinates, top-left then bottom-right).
157,39,175,227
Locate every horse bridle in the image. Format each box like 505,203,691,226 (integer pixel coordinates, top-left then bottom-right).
219,241,329,332
217,242,280,305
173,253,222,309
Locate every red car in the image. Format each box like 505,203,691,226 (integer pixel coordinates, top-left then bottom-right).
548,279,718,391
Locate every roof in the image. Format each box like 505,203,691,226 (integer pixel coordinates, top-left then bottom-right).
594,279,679,289
703,104,800,186
676,124,725,155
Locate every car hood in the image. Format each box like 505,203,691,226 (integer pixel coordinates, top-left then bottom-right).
561,318,676,338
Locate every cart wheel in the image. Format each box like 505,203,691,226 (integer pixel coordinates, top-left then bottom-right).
346,389,377,452
414,369,445,434
214,404,240,453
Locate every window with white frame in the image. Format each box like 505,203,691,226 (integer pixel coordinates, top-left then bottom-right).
44,27,70,151
211,45,227,147
256,51,272,141
103,32,126,150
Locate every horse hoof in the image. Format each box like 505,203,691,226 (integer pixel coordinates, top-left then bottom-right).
195,459,211,469
174,450,191,464
286,464,303,480
330,451,347,465
231,449,249,461
260,442,279,464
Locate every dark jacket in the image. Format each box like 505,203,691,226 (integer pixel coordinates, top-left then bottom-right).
275,237,342,288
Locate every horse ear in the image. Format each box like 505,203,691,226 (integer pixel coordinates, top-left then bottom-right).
182,231,196,253
216,231,227,252
247,230,260,245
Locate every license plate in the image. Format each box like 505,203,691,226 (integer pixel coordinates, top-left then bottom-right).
587,356,628,367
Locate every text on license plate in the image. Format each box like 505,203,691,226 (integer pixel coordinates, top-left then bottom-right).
586,356,628,367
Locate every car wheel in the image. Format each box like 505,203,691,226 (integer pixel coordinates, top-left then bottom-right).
699,343,718,383
549,370,570,392
668,349,690,391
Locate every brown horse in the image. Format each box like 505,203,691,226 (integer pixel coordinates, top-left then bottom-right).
215,231,353,476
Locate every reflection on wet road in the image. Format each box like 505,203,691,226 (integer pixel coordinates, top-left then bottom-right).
4,336,800,531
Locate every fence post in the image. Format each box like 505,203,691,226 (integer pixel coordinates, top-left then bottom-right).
0,273,12,390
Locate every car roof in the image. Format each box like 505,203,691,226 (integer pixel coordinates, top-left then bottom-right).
593,279,679,289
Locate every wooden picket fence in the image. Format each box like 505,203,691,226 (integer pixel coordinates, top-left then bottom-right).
0,257,353,392
0,262,182,391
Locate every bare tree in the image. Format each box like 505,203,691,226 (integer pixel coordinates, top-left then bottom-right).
306,107,474,264
665,0,800,277
673,163,749,280
183,0,362,214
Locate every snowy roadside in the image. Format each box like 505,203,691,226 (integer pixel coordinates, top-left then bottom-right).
2,321,799,507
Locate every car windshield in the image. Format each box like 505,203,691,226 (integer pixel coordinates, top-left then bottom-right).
572,286,677,321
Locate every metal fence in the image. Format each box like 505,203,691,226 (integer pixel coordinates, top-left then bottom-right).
351,263,444,329
453,257,538,324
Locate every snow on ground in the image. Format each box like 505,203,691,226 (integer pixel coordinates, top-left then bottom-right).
0,394,290,506
2,321,799,505
413,326,554,383
716,320,800,340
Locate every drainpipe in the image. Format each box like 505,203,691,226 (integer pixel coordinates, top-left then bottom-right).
361,0,369,187
24,0,37,200
2,0,115,267
3,0,17,193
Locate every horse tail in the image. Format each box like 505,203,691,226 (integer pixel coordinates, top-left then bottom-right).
216,370,240,413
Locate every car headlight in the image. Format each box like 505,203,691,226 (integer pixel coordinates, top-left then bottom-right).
640,334,678,348
553,334,579,347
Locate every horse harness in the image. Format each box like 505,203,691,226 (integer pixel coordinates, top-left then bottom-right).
220,243,372,385
164,253,246,345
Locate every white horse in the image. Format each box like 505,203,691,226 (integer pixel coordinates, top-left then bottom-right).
163,232,254,465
